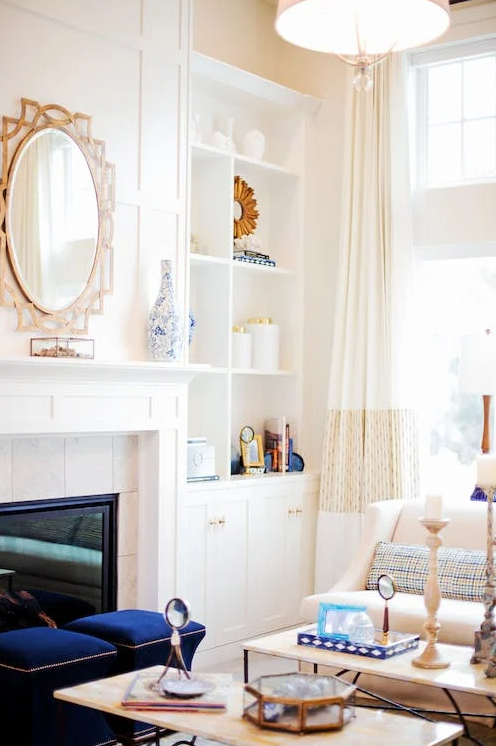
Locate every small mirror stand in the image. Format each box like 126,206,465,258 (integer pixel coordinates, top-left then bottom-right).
377,574,396,645
156,597,214,698
157,597,191,684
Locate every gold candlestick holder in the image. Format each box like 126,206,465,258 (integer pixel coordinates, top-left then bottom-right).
471,483,496,677
412,517,451,670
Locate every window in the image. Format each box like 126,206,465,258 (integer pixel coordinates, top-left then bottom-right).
411,37,496,500
414,251,496,501
412,39,496,187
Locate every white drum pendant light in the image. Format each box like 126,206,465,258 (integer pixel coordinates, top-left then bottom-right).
275,0,451,91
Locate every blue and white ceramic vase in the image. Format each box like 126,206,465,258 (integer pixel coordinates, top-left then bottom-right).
148,259,184,361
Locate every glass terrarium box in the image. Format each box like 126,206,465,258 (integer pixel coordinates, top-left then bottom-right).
30,337,94,359
243,672,356,733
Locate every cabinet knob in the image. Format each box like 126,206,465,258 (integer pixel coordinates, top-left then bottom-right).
295,507,302,515
218,516,226,525
288,508,295,516
208,518,219,526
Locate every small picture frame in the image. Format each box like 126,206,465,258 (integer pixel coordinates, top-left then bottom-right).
240,434,264,468
317,602,367,639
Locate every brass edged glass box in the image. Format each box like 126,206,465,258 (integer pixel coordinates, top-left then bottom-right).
243,672,356,733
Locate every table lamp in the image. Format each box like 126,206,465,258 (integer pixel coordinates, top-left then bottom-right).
458,329,496,457
459,329,496,503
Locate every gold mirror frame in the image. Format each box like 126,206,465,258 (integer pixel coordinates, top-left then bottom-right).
0,98,115,334
233,175,258,239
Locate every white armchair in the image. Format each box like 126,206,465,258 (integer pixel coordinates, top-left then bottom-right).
300,498,488,646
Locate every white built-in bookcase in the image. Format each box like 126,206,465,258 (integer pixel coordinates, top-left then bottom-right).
186,51,321,482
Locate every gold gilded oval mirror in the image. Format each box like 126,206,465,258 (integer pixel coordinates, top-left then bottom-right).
0,98,115,333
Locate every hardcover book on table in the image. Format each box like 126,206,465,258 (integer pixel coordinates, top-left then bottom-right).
121,670,232,711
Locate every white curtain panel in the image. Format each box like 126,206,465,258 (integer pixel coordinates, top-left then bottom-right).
315,55,420,592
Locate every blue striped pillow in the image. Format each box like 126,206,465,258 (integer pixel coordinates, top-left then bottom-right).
365,542,486,602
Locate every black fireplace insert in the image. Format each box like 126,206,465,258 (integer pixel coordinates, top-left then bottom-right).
0,494,117,617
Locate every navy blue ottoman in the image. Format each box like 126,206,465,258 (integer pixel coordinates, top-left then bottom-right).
64,609,206,743
0,626,117,746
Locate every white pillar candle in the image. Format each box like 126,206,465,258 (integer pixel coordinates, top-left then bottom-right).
476,454,496,486
424,494,443,520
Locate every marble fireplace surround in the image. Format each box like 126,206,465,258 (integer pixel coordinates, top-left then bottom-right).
0,357,206,612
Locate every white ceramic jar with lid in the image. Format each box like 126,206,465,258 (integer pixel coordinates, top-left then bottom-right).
232,325,251,368
246,317,279,371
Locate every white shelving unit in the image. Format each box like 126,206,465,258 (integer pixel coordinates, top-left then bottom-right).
187,52,320,481
180,51,322,660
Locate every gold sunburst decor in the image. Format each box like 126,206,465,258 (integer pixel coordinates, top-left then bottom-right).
233,175,259,239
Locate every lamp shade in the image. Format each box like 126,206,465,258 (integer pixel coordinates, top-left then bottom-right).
275,0,451,56
459,330,496,395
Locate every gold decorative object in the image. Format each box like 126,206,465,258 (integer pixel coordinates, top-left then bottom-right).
239,424,265,472
412,517,451,670
0,98,115,334
233,175,258,239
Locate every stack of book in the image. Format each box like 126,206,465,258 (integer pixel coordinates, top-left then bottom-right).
121,670,232,712
264,416,293,472
233,249,276,267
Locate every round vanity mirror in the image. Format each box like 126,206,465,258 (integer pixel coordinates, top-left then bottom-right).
378,573,396,601
6,127,99,312
164,597,191,630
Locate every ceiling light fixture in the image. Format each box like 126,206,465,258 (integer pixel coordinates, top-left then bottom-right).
275,0,451,91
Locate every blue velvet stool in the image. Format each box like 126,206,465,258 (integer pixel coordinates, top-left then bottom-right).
0,626,117,746
64,609,206,744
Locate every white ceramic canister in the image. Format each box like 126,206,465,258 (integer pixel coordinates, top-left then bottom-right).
242,129,266,160
232,325,252,368
246,317,279,371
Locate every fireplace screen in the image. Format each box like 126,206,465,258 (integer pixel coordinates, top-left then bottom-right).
0,494,117,615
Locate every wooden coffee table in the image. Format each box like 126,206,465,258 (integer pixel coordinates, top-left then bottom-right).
54,664,462,746
243,626,496,746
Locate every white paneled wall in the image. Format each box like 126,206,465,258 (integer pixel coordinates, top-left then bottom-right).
0,0,190,360
0,434,139,608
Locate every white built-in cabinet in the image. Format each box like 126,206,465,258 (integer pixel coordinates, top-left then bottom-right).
182,476,319,653
180,52,321,654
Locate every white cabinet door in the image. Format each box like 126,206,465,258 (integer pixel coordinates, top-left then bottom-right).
248,478,318,634
248,483,289,633
206,493,251,646
181,489,251,648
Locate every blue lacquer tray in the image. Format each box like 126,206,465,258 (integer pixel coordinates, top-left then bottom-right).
297,625,420,660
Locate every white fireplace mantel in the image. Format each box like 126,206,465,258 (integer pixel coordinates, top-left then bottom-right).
0,357,209,610
0,357,208,436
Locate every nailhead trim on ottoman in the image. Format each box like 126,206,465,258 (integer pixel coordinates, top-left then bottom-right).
0,627,117,746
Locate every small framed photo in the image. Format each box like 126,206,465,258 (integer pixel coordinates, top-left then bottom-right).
240,434,264,468
317,602,367,639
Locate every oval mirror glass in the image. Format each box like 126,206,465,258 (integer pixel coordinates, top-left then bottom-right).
6,127,99,312
164,597,190,629
378,573,396,601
